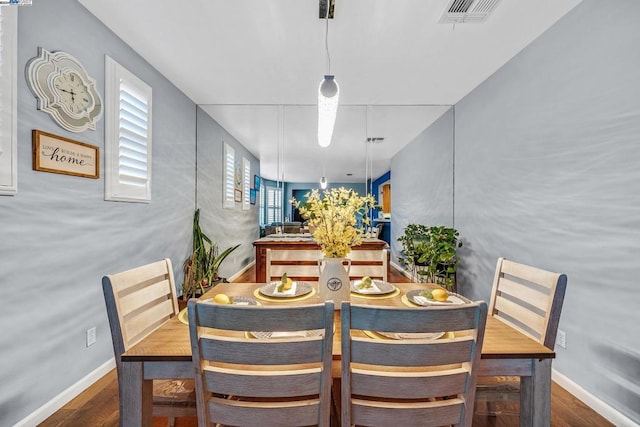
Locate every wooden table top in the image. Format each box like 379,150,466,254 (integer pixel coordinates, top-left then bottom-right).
122,282,554,362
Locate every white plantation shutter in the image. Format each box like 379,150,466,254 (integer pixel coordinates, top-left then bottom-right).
266,186,282,224
259,181,266,225
223,143,235,208
0,7,17,196
242,157,250,210
105,56,152,202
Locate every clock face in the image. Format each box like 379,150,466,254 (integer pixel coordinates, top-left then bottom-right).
53,72,95,116
26,48,103,132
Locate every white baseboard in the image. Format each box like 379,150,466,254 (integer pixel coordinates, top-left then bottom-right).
552,368,638,427
228,260,255,282
14,357,116,427
390,261,412,279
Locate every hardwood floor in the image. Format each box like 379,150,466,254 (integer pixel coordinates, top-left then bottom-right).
39,263,612,427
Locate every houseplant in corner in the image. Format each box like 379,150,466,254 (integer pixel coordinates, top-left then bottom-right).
398,224,462,290
292,188,376,305
182,209,240,300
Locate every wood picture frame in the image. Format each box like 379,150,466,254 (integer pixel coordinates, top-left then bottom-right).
32,130,99,179
234,189,242,202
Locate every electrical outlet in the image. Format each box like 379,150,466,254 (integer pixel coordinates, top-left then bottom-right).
556,329,566,349
86,327,96,347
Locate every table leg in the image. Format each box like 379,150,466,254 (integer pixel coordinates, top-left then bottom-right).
120,362,153,427
520,358,552,427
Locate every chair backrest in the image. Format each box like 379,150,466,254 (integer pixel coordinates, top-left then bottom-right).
188,300,334,427
488,257,567,349
346,248,388,282
341,301,487,427
266,248,323,281
283,221,302,233
102,258,180,359
266,248,388,282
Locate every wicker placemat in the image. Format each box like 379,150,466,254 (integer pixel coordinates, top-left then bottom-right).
350,287,400,300
253,287,317,303
401,294,421,307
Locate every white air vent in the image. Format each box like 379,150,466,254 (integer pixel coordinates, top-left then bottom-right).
439,0,501,24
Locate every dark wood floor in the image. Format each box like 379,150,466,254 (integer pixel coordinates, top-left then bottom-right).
40,264,612,427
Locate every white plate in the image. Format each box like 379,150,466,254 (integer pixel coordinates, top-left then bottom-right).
351,279,396,295
377,331,445,340
259,281,313,298
406,289,468,306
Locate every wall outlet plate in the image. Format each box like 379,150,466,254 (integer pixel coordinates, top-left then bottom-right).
86,327,96,347
557,329,566,349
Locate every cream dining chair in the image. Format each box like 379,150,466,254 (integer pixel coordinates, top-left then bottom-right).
188,299,335,427
475,257,568,415
340,301,488,427
102,258,196,427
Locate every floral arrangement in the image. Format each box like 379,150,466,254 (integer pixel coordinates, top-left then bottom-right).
292,187,376,258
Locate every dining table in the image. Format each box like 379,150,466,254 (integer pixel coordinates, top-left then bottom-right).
120,281,555,427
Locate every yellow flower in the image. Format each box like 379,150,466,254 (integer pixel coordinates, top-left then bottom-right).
292,188,377,258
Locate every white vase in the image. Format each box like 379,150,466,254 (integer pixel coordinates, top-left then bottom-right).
318,257,351,308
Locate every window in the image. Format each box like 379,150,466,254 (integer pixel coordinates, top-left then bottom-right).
259,181,265,225
104,55,152,202
265,185,282,225
242,157,250,210
223,142,235,208
0,7,17,196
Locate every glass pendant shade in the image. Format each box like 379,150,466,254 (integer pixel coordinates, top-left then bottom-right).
318,75,339,148
320,176,328,189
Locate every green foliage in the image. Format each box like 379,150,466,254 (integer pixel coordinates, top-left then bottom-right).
182,209,240,299
397,224,462,289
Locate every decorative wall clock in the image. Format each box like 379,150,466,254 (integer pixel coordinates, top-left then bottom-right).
26,48,103,132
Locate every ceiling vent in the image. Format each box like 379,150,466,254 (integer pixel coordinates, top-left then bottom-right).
366,137,384,144
438,0,502,24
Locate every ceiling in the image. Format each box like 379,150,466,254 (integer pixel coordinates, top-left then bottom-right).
79,0,582,183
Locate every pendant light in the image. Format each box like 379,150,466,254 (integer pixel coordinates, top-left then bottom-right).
318,6,339,147
320,176,328,189
320,163,328,189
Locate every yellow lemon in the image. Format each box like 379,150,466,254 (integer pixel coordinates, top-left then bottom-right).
213,293,231,304
431,288,449,302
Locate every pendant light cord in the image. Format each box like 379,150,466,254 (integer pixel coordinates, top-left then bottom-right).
325,10,331,74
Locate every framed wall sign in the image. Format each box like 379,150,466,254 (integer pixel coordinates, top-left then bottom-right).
250,188,256,205
254,174,261,190
234,189,242,202
32,130,99,179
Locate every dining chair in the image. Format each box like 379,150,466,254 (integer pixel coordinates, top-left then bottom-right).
340,301,488,427
102,258,196,427
188,299,334,427
475,257,568,415
265,247,323,282
266,248,389,283
345,248,388,282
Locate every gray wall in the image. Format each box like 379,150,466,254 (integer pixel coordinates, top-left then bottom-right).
390,108,454,267
196,107,260,280
0,1,197,425
392,0,639,422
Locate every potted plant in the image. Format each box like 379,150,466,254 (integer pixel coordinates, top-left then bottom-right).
182,209,240,300
398,224,462,289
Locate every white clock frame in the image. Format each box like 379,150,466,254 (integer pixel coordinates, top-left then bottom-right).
26,48,103,132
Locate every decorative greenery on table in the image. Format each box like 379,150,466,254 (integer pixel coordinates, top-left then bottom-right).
398,224,462,289
292,187,377,258
182,209,240,300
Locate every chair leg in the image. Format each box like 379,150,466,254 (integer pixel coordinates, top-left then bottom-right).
168,416,176,427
